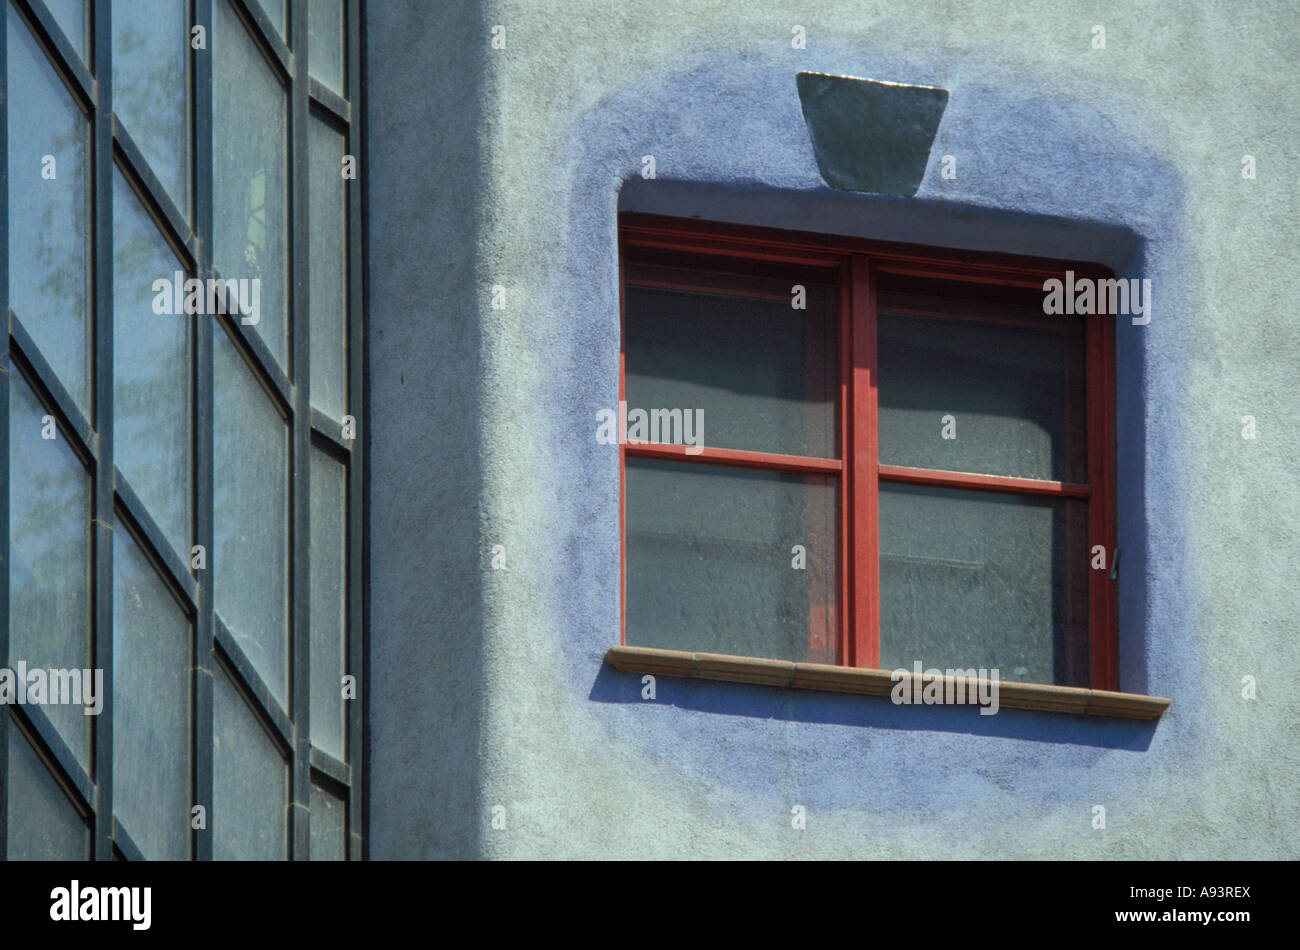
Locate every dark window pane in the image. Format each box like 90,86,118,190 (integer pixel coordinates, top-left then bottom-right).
307,0,344,94
877,283,1086,482
626,458,838,664
213,667,287,860
7,6,91,412
309,782,346,861
9,373,92,770
6,719,88,860
214,326,289,705
878,483,1089,686
213,0,289,369
309,446,346,760
112,528,191,860
112,0,190,217
624,266,837,458
113,170,191,557
308,117,348,420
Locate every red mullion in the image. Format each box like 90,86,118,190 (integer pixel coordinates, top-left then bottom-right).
837,261,853,667
618,242,628,647
1087,314,1119,690
849,255,880,668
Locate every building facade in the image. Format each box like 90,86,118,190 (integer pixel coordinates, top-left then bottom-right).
3,0,1298,860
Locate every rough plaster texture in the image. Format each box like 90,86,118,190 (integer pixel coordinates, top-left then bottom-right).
366,0,1300,859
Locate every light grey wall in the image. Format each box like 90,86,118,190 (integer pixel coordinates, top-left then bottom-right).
366,0,1300,859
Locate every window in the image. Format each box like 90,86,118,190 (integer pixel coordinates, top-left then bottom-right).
2,0,363,860
619,214,1116,690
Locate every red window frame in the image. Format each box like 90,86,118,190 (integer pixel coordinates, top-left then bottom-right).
618,213,1118,691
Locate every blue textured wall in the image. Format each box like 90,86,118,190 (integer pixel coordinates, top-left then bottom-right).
366,1,1299,858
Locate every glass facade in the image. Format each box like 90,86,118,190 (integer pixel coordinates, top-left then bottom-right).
1,0,363,860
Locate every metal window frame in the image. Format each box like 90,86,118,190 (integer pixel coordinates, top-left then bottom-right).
0,0,366,861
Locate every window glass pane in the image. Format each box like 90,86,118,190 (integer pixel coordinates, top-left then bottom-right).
877,289,1086,482
624,270,837,458
213,667,287,860
256,0,286,41
113,170,191,557
626,458,838,664
307,0,344,93
309,782,346,861
309,117,348,420
9,373,92,770
310,446,347,760
878,483,1089,687
7,6,91,412
6,718,88,860
112,528,191,860
213,0,289,369
112,0,190,217
214,326,289,704
41,0,88,64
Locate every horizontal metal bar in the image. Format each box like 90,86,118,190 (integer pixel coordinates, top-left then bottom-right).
112,817,147,861
309,77,350,124
112,116,198,267
7,704,95,814
212,613,295,756
214,311,295,419
309,746,351,788
16,0,94,111
113,468,200,610
9,315,96,465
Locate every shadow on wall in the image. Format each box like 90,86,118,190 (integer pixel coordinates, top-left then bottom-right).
364,0,489,859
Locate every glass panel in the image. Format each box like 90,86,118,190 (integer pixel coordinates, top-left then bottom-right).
256,0,286,40
213,668,287,860
878,483,1089,687
309,782,346,861
6,718,88,860
308,0,344,93
310,447,347,760
9,373,92,769
308,117,348,420
625,458,838,664
213,326,289,704
41,0,88,64
112,528,192,860
7,6,92,412
624,270,837,458
213,0,289,369
113,170,191,557
112,0,190,217
876,297,1086,483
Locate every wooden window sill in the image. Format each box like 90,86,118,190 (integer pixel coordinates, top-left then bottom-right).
604,646,1170,720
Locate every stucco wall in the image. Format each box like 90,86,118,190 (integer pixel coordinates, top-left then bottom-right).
365,0,1300,859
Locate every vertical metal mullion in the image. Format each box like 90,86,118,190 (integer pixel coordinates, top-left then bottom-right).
193,0,216,862
0,6,10,862
90,0,114,862
290,0,312,861
347,0,366,862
